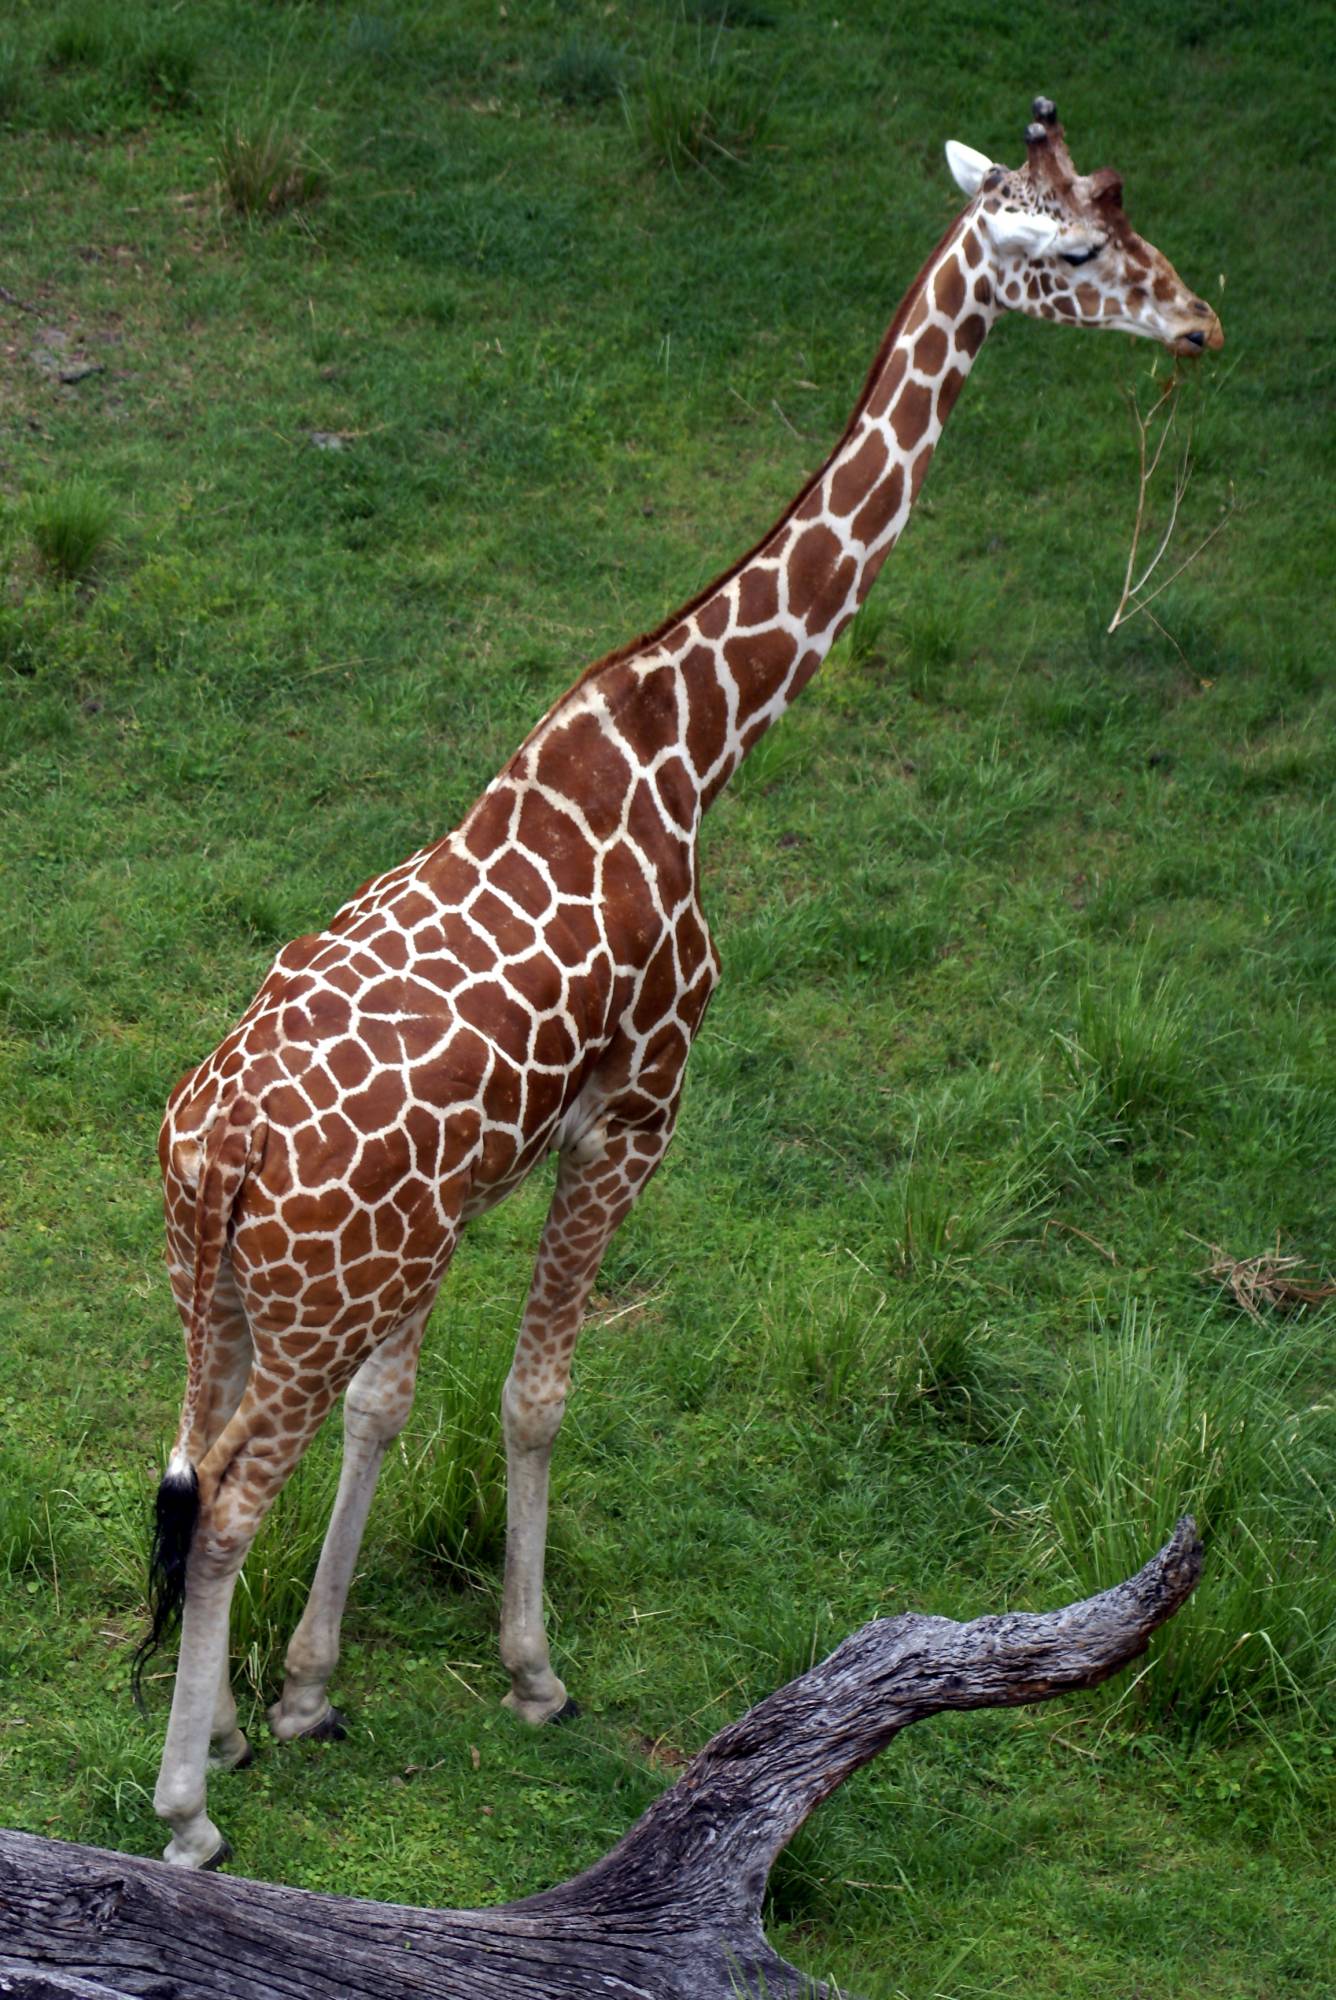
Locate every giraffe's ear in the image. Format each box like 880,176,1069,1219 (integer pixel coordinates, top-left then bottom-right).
981,207,1061,259
945,141,994,196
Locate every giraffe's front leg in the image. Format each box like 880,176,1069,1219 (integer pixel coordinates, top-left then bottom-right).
499,1115,677,1725
500,1371,573,1725
268,1308,431,1744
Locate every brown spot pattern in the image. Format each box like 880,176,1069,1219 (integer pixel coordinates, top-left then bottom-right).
913,324,949,376
891,378,933,451
828,429,889,517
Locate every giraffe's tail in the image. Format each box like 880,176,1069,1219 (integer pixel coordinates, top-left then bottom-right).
132,1093,266,1711
131,1460,201,1713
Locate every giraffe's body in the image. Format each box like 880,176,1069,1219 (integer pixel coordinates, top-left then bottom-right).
144,103,1221,1868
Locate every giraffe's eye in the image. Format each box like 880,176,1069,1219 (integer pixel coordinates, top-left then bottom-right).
1059,243,1103,268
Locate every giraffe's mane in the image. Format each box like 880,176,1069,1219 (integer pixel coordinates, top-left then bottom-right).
509,203,972,756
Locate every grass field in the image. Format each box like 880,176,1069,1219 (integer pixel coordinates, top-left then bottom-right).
1,1,1333,1992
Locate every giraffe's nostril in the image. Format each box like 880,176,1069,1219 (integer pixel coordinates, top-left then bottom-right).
1184,330,1206,347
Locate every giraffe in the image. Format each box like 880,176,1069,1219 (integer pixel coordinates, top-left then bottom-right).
140,100,1222,1869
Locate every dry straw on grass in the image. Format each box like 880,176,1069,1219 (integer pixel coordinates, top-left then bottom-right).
1196,1238,1336,1323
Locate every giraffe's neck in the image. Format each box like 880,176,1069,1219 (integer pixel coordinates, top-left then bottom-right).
514,211,997,826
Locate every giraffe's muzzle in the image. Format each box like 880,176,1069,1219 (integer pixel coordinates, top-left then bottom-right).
1172,302,1224,356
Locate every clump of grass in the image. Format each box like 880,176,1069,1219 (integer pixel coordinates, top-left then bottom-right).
883,1153,1039,1276
128,28,199,111
391,1330,510,1585
543,35,623,107
1046,1303,1336,1751
343,13,401,70
845,592,894,671
41,6,199,118
623,25,769,179
29,479,117,582
46,9,108,71
869,1100,1059,1281
55,1711,155,1822
1056,951,1210,1133
216,114,324,217
0,1445,65,1582
761,1254,992,1429
0,35,28,118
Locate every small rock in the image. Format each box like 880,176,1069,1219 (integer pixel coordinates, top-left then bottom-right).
1146,749,1172,769
310,430,349,451
59,361,105,385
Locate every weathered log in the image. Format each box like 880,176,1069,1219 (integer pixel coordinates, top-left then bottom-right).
0,1521,1201,2000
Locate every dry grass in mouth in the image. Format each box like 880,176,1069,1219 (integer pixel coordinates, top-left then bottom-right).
1106,365,1236,645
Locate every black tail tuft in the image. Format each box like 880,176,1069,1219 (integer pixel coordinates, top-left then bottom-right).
131,1462,200,1713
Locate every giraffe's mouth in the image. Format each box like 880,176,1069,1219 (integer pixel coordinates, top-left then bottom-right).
1170,309,1224,357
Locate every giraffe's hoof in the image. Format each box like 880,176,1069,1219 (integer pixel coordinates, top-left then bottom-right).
268,1698,348,1744
552,1696,582,1725
502,1680,573,1727
200,1838,233,1872
209,1730,254,1774
302,1705,348,1742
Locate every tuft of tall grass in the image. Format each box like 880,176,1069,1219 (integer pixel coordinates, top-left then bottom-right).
865,1092,1072,1281
390,1327,510,1586
54,1712,155,1822
543,36,623,107
216,114,324,218
46,9,107,71
622,26,769,180
844,593,894,672
1056,951,1212,1134
881,1151,1041,1278
0,1445,65,1583
1046,1303,1336,1751
0,35,27,118
128,27,198,111
761,1256,992,1429
44,5,198,112
28,480,116,582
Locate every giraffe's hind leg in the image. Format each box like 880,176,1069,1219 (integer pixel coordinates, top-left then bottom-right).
153,1373,340,1868
500,1116,677,1725
202,1266,256,1773
164,1254,257,1777
268,1304,432,1744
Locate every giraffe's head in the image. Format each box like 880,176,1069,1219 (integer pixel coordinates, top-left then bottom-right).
945,98,1223,358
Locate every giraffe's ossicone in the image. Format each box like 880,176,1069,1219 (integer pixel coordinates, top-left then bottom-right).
140,101,1221,1871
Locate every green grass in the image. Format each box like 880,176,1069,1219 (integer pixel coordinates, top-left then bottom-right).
623,16,771,179
27,479,117,582
215,110,325,218
0,1,1333,1993
1046,1302,1336,1752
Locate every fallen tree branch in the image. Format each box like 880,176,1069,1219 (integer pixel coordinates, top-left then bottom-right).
0,1521,1202,2000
